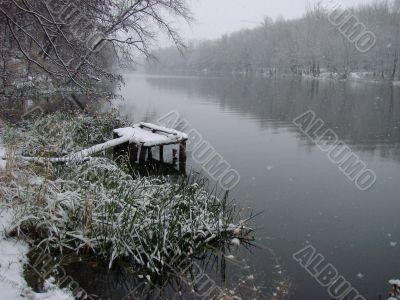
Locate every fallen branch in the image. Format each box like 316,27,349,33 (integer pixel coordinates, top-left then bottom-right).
17,135,130,164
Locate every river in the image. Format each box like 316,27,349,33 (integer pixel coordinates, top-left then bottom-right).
115,73,400,299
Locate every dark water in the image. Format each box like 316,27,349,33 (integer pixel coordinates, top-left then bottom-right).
116,74,400,299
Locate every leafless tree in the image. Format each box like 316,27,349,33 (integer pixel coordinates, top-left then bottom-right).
0,0,192,91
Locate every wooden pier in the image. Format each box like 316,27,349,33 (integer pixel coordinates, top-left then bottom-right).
19,122,188,173
113,122,188,172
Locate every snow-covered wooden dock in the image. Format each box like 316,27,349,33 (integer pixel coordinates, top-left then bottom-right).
19,123,188,170
113,122,188,167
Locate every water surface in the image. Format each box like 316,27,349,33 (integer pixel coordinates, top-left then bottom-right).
116,74,400,299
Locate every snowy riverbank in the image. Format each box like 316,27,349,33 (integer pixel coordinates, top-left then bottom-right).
0,209,73,300
301,71,400,85
0,135,73,299
0,112,253,298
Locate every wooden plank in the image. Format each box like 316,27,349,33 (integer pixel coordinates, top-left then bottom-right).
139,122,179,135
114,125,187,147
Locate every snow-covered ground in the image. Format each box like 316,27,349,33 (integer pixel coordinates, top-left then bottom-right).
0,209,29,300
300,71,400,84
0,135,73,299
0,209,73,300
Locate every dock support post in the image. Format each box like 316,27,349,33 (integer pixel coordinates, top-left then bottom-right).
139,145,147,165
147,147,153,161
159,146,164,162
128,143,139,163
179,141,187,172
179,141,187,163
172,149,178,166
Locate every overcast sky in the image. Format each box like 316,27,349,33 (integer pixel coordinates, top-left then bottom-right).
177,0,374,42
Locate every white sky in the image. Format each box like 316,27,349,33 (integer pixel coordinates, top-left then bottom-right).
176,0,375,41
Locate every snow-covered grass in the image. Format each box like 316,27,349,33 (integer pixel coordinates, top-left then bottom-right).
0,207,74,299
1,127,74,299
0,135,6,171
7,160,245,269
0,112,252,295
12,112,126,158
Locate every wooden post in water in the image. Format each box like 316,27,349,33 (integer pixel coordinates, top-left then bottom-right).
172,149,178,166
179,141,187,172
128,143,138,163
139,145,147,165
159,145,164,162
147,147,153,161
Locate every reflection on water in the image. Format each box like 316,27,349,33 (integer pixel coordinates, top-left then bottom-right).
116,74,400,299
144,76,400,159
25,242,287,300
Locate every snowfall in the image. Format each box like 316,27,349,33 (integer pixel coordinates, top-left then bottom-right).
0,136,73,300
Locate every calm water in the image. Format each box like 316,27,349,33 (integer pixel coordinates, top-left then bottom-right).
115,74,400,299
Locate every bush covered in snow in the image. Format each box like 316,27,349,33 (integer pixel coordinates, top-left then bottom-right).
10,112,126,157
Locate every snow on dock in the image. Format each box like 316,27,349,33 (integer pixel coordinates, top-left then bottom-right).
18,123,188,169
113,122,188,147
113,122,188,169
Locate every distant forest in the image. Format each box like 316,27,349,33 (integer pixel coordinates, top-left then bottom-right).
146,0,400,81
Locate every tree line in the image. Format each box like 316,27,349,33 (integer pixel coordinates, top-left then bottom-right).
146,0,400,81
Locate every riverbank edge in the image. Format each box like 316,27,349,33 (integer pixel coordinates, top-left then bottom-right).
0,134,74,300
143,70,400,86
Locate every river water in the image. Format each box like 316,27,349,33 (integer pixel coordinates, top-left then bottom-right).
115,74,400,299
